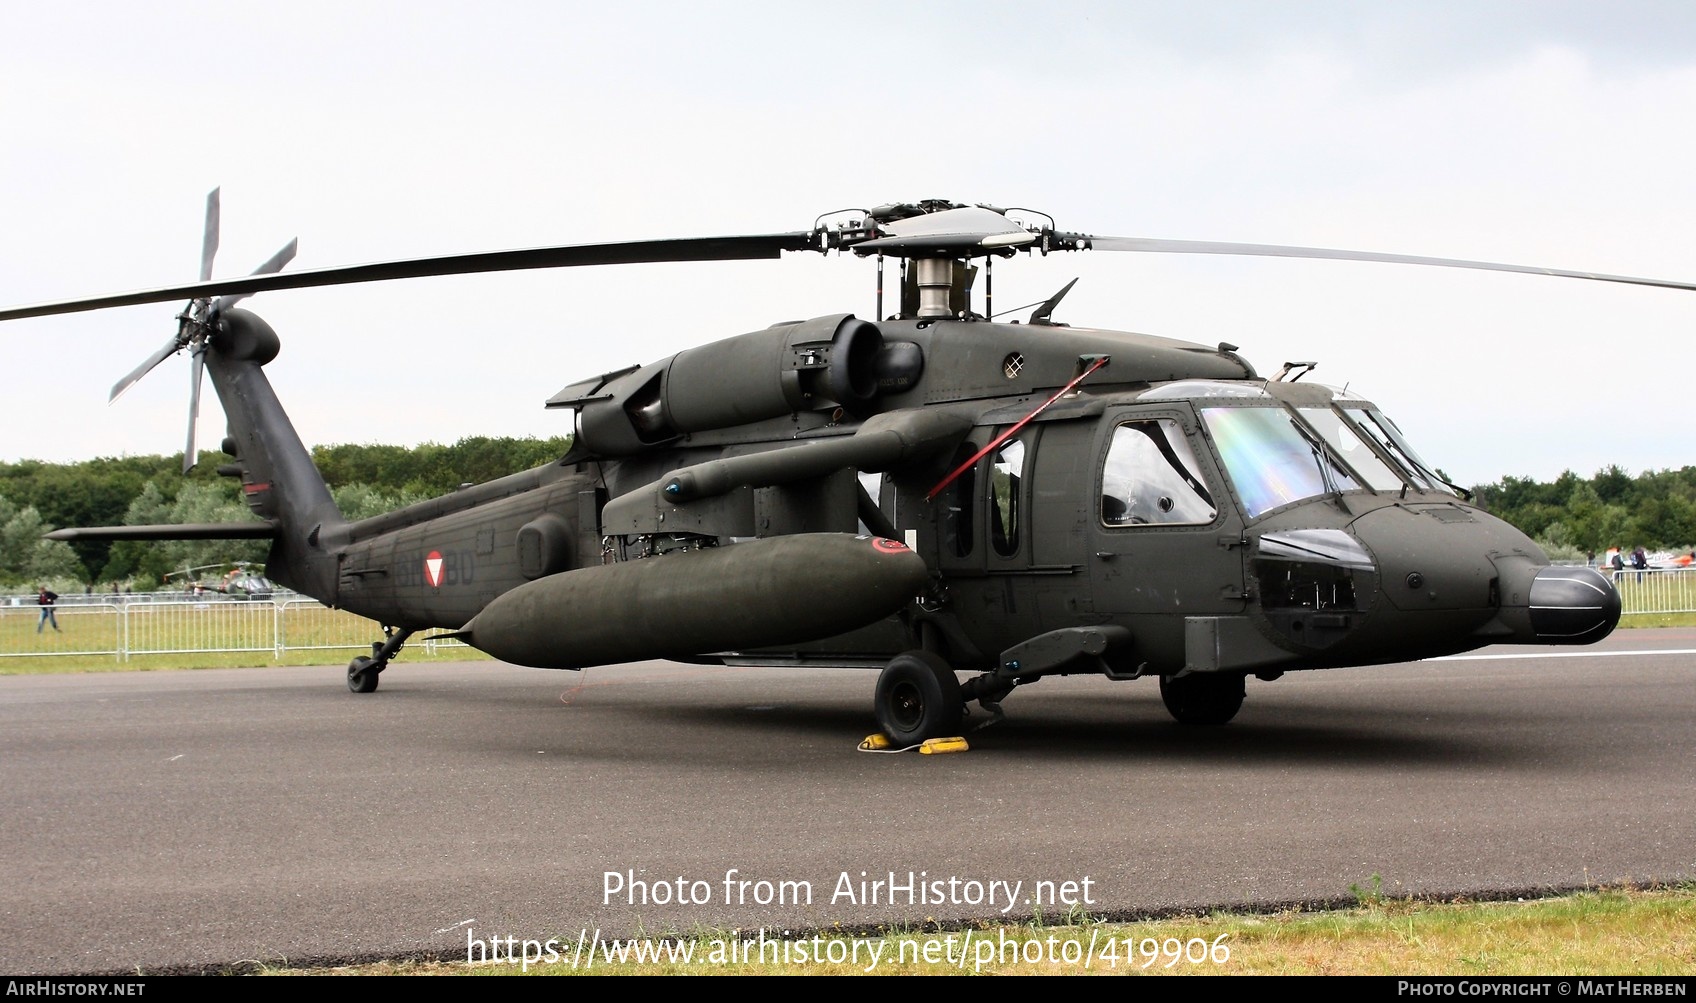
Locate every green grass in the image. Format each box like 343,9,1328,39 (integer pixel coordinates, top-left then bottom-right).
1620,612,1696,628
264,886,1696,976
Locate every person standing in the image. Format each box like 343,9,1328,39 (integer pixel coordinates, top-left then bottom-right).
36,586,60,633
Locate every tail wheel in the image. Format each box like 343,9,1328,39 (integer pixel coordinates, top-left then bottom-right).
1159,672,1245,725
347,655,379,694
875,650,964,744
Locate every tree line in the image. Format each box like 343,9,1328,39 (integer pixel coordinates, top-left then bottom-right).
3,441,1691,588
0,436,569,588
1469,465,1696,561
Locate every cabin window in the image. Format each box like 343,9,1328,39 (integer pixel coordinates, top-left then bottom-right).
855,471,885,535
990,437,1026,556
945,442,976,558
1100,419,1217,526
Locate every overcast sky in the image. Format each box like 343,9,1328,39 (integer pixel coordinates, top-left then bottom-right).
2,1,1693,485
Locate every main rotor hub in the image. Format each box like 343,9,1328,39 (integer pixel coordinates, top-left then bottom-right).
814,202,1075,320
823,201,1045,261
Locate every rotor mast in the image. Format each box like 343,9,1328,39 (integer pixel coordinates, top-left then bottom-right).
913,258,960,319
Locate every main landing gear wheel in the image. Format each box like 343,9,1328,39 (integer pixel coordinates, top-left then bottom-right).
347,655,379,694
1159,672,1245,726
875,650,964,745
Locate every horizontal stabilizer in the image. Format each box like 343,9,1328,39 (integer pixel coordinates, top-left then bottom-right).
44,522,279,542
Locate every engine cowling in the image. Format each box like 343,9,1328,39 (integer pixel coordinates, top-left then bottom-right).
575,314,885,454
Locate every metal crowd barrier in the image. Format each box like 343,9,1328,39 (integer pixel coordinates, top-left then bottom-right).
1605,566,1696,615
0,597,467,660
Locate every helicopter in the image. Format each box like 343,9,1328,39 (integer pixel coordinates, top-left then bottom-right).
160,561,275,600
0,193,1664,745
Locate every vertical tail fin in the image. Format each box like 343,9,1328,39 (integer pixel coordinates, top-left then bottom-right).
205,308,346,599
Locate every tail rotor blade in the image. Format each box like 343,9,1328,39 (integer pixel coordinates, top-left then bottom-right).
200,188,221,282
250,236,299,277
212,237,298,314
183,349,204,475
110,336,183,403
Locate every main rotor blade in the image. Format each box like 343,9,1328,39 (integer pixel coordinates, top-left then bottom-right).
183,350,204,475
0,232,819,323
212,237,298,314
200,188,221,282
1069,235,1696,293
109,335,183,403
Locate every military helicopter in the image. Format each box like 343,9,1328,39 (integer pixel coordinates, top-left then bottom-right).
0,193,1665,744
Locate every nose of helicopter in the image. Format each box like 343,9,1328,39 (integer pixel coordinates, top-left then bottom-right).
1270,501,1619,665
1342,503,1621,650
1515,564,1622,643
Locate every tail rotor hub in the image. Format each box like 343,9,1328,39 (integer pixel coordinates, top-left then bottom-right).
104,188,296,473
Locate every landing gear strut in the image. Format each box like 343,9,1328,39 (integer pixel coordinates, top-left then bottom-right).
1158,672,1246,725
873,650,964,744
347,626,414,694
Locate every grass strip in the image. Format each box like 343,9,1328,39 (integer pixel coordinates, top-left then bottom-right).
258,885,1695,976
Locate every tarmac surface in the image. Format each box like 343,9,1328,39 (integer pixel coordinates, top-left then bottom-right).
2,629,1693,973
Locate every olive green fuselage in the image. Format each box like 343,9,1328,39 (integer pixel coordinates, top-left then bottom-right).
252,315,1601,677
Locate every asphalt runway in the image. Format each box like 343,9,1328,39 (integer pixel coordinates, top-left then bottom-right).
2,630,1693,973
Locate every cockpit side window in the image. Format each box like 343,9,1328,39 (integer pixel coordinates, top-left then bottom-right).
1100,419,1217,526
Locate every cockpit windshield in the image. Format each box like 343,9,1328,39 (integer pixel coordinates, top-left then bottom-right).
1341,407,1456,496
1201,406,1360,519
1198,402,1455,518
1297,407,1404,491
